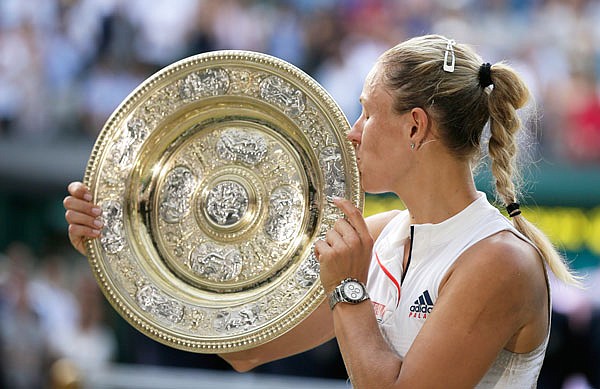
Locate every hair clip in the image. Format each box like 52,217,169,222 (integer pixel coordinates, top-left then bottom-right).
443,39,456,73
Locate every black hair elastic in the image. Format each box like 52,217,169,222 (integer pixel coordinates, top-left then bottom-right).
478,62,493,88
506,202,521,218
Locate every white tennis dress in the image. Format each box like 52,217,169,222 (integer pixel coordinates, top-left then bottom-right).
366,192,549,388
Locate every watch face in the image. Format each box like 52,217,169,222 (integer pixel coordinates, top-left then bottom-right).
342,281,365,302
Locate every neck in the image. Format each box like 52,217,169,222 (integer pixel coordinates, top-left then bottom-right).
396,154,479,225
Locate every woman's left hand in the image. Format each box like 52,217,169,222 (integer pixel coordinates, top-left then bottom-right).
314,197,374,294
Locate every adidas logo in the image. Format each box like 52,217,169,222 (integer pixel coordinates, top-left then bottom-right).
408,290,434,319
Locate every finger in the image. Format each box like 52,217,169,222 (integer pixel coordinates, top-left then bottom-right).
68,181,92,201
68,223,101,239
332,198,369,238
63,196,102,217
325,228,345,248
314,239,331,260
65,209,103,230
333,218,356,238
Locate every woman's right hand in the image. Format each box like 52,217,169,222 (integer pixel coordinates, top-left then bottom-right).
63,181,103,256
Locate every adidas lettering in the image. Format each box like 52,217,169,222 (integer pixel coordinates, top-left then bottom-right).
409,305,433,313
408,290,434,319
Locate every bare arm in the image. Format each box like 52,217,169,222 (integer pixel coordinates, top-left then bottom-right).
220,300,334,372
63,182,333,370
64,183,400,372
220,209,400,372
317,199,548,388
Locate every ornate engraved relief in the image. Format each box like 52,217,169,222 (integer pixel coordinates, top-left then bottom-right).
111,118,149,169
159,166,197,223
297,106,333,150
216,128,267,165
228,69,254,95
259,75,305,117
319,146,346,199
264,186,301,242
189,243,243,282
214,304,261,333
136,284,184,324
205,181,249,226
295,252,320,288
180,68,230,100
188,308,209,331
100,200,126,254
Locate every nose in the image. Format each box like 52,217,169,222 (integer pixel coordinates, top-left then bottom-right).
347,119,362,147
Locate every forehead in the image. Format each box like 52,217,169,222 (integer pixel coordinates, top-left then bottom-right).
362,65,381,96
360,64,391,106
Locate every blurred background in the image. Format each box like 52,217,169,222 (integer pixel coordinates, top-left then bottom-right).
1,0,599,388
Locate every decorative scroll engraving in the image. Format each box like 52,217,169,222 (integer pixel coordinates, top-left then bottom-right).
100,200,126,254
111,118,149,169
180,68,230,99
260,76,305,117
214,305,261,333
265,186,301,242
188,308,209,331
142,84,180,126
319,146,346,198
216,129,267,165
228,69,253,95
205,181,249,226
295,252,320,288
189,243,243,282
136,284,184,323
159,166,197,223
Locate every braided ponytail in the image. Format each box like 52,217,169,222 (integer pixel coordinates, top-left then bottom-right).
487,64,581,285
379,35,580,285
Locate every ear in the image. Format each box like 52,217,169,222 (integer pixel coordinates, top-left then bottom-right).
408,107,430,145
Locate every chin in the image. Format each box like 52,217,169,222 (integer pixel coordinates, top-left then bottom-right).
360,180,386,195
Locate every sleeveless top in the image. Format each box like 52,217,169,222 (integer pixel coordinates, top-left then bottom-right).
366,192,549,388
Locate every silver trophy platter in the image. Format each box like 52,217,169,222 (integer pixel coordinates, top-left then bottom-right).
84,50,362,353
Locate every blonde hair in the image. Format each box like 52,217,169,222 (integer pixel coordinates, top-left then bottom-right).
378,34,579,285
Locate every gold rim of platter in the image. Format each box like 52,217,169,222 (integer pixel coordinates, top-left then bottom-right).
84,50,363,353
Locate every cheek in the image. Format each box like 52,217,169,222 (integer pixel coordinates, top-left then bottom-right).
361,124,387,157
360,122,376,148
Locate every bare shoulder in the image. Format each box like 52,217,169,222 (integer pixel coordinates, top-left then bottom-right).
401,231,549,385
442,230,547,315
365,209,402,241
462,231,543,277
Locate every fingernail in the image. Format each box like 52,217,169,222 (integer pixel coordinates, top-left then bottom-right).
92,229,101,236
84,193,93,201
92,207,102,216
93,219,103,228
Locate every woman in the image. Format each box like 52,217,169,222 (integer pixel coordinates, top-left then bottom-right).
64,35,578,387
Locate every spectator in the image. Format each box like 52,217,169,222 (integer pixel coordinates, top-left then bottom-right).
52,272,116,378
0,243,51,389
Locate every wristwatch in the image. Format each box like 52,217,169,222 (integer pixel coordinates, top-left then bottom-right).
329,278,369,310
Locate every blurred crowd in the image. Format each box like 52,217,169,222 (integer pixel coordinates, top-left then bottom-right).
0,242,117,388
1,0,600,162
